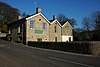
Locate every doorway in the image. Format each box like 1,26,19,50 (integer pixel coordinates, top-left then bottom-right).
69,37,71,42
55,37,57,42
37,38,42,42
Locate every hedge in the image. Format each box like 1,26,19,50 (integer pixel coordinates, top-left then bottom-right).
28,41,93,55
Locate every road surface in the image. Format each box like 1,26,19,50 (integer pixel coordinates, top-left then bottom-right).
0,40,100,67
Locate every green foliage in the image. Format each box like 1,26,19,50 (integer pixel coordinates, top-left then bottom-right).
0,2,19,32
1,24,7,33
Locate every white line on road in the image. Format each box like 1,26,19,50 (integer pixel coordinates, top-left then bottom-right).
49,57,94,67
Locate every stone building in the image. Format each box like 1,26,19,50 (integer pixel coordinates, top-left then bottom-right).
61,21,73,42
7,8,73,44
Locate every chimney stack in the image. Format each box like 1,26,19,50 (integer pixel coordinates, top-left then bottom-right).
36,7,41,13
53,15,56,20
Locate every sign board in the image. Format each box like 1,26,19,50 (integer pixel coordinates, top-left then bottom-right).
35,30,43,34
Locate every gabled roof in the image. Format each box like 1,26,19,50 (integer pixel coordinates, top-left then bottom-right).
49,20,54,22
50,19,62,27
8,18,26,25
60,22,66,26
26,13,51,24
8,12,51,25
62,21,73,29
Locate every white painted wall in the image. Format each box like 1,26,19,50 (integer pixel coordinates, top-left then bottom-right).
62,35,73,42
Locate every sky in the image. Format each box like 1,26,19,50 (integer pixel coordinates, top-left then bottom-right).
0,0,100,28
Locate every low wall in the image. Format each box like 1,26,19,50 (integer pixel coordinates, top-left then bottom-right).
28,41,100,56
0,33,7,38
89,41,100,55
0,33,7,40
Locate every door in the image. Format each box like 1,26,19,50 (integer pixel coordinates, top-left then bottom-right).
69,37,71,42
55,37,57,42
37,38,42,42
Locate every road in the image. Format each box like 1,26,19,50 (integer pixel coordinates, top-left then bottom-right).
0,40,100,67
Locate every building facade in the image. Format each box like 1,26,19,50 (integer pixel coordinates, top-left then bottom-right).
7,8,73,44
62,21,73,42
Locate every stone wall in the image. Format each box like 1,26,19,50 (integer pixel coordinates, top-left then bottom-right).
89,41,100,55
73,41,100,56
26,14,50,42
62,22,72,36
49,21,61,42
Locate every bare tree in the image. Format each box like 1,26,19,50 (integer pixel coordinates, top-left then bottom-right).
82,17,93,31
68,18,77,29
57,13,68,23
57,13,76,28
81,11,100,41
91,11,100,40
81,16,94,40
92,11,100,30
20,12,29,18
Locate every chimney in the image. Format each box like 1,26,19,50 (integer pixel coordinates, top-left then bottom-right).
36,7,41,13
53,15,56,20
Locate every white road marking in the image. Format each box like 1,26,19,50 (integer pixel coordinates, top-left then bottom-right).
49,57,94,67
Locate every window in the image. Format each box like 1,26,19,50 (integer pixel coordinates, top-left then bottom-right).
9,27,12,34
54,23,57,33
9,29,11,34
43,23,46,29
39,19,41,21
54,26,57,33
30,20,34,29
18,24,20,33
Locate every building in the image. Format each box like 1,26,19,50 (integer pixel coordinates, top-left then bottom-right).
7,8,73,44
49,16,62,42
61,21,73,42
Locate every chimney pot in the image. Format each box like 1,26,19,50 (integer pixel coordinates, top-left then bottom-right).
53,15,56,20
36,7,41,13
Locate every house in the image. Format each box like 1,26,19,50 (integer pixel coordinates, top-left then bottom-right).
49,16,62,42
61,21,73,42
7,7,73,44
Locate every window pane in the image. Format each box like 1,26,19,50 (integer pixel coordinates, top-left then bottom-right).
18,25,20,33
30,20,34,29
54,26,57,33
43,23,46,29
